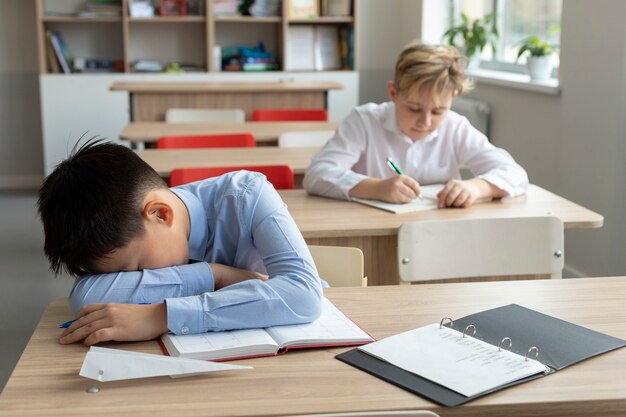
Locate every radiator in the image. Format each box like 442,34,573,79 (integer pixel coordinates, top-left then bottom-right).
451,97,490,136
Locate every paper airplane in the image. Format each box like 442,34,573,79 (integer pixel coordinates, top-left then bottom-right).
79,346,252,382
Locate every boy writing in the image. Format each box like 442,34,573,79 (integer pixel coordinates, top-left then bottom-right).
38,140,323,346
303,42,528,208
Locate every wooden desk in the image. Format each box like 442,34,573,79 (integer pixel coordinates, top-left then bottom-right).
278,186,604,285
137,146,321,187
120,121,337,145
1,278,624,417
111,81,343,122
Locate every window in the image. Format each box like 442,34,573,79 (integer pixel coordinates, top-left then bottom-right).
451,0,562,75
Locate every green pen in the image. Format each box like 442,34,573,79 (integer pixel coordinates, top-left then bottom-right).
386,157,423,200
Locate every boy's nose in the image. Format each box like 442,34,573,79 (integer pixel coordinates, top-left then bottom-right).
417,113,431,127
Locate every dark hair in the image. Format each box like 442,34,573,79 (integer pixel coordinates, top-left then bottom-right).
37,138,167,276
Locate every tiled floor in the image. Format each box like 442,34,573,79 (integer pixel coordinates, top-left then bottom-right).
0,191,74,393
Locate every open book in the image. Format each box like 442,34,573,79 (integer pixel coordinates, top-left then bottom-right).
160,298,373,361
337,304,626,406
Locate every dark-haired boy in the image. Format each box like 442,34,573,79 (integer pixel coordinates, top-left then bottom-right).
38,140,323,346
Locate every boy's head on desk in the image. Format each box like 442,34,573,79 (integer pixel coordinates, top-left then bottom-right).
38,139,191,276
387,41,473,142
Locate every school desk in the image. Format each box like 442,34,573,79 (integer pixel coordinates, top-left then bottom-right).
277,185,604,285
0,277,624,417
119,120,337,146
136,146,321,188
110,81,343,122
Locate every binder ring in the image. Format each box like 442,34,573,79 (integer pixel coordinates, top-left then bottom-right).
462,324,476,338
525,346,539,361
440,317,454,329
498,337,512,351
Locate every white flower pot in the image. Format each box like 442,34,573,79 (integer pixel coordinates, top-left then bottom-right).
526,55,553,81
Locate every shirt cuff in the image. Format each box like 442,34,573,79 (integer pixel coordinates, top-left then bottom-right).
478,173,525,198
165,296,205,335
337,172,369,200
177,262,215,295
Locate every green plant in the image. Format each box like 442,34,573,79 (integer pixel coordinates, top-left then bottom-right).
516,36,554,60
443,12,498,57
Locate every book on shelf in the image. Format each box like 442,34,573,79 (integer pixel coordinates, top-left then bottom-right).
287,0,318,19
45,31,61,73
337,304,626,407
160,298,374,361
47,31,73,74
286,25,342,71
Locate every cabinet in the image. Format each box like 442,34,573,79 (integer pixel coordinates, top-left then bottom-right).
36,0,358,74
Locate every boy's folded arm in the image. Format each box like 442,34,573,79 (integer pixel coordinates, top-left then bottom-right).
68,262,216,316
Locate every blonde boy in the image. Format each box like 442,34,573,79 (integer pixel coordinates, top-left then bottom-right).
303,42,528,208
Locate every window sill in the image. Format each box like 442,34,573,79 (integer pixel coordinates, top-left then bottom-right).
466,68,560,95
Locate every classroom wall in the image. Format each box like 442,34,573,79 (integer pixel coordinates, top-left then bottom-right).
449,0,626,277
0,1,44,189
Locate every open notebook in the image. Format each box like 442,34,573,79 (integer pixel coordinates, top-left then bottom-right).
160,298,373,361
352,184,492,214
352,184,444,214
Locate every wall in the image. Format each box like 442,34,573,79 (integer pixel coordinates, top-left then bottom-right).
0,1,44,189
457,0,626,277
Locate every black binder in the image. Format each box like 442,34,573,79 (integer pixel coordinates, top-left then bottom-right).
336,304,626,407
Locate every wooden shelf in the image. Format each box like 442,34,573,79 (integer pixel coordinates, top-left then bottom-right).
36,0,359,74
43,16,122,23
288,17,354,24
214,16,282,23
128,16,206,23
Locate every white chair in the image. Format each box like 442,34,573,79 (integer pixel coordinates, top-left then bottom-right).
286,411,440,417
165,108,246,123
397,216,564,283
308,245,367,287
278,130,335,148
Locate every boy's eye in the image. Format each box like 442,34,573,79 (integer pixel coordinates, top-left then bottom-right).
432,111,443,116
409,107,421,113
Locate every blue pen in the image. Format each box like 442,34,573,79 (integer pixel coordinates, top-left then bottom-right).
386,157,423,200
59,319,76,329
59,303,151,328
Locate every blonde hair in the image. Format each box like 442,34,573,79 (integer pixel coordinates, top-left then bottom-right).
394,41,473,103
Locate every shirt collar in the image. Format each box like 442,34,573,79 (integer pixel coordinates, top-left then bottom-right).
170,187,208,262
383,101,441,144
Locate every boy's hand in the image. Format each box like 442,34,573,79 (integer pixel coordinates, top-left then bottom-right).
59,303,168,346
437,178,499,208
210,263,269,290
350,176,421,203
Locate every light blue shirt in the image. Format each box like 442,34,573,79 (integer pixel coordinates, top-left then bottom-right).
69,171,323,335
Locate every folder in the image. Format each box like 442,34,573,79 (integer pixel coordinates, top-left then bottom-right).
336,304,626,407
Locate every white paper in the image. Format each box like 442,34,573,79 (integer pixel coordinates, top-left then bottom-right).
286,26,316,71
352,184,442,214
267,298,373,346
358,323,548,397
79,346,251,382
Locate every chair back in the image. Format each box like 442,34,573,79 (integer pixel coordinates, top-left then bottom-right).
398,216,564,283
308,245,367,287
278,130,335,148
252,108,328,122
157,133,255,149
169,165,295,189
165,108,246,123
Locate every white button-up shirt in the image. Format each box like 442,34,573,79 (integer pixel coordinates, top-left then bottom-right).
303,101,528,200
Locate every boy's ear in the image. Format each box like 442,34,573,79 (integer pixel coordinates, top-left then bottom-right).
143,200,174,226
387,81,397,101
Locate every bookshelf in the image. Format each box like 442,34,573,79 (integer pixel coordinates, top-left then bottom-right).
36,0,358,74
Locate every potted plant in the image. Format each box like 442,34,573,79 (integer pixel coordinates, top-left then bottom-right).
443,12,498,70
517,36,556,81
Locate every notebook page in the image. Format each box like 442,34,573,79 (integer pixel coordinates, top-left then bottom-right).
164,328,279,360
352,184,443,214
358,323,548,397
266,298,373,347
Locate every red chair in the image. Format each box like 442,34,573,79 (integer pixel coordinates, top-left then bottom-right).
169,165,295,189
157,133,256,149
251,108,328,122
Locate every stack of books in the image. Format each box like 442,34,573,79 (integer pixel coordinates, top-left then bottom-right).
249,0,281,17
78,0,122,17
213,0,240,15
